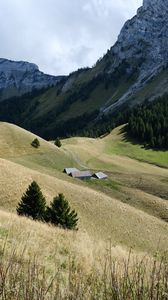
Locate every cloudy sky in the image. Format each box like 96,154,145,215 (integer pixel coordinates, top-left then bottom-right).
0,0,142,75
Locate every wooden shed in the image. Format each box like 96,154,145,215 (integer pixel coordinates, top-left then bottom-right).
70,170,92,180
92,172,108,180
64,168,79,175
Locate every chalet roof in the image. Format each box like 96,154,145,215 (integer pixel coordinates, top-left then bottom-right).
93,172,108,179
70,171,92,178
64,168,79,175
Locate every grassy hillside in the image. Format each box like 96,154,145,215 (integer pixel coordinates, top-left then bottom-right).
63,125,168,169
0,122,167,252
1,210,168,299
0,122,80,173
0,122,168,298
62,125,168,222
1,155,168,253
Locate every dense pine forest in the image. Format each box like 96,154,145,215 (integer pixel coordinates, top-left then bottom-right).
127,95,168,149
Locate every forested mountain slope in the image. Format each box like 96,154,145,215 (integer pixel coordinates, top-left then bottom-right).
0,0,168,139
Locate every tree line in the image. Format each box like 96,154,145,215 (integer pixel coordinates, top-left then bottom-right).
127,95,168,149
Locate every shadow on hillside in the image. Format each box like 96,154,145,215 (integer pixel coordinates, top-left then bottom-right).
119,125,167,152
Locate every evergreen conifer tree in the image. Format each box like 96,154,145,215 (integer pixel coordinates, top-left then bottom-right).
54,138,62,148
16,181,46,220
46,193,78,230
31,138,40,148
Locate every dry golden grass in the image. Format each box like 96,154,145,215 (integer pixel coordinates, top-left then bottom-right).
0,157,168,255
0,122,167,255
0,122,78,173
0,122,168,299
0,210,168,299
0,209,130,272
0,122,54,157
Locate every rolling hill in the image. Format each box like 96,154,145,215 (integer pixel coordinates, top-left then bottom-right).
0,122,168,298
0,122,167,252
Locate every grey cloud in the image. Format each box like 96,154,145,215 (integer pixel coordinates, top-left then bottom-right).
0,0,142,75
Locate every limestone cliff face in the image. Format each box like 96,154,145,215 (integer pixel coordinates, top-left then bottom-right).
102,0,168,112
0,58,62,100
143,0,168,11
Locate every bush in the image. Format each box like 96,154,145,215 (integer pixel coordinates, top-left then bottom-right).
54,138,62,148
16,181,46,220
45,193,78,230
31,138,40,148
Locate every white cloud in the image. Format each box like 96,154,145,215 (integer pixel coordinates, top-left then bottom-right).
0,0,142,75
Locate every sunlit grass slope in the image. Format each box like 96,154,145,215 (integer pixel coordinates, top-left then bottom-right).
62,125,168,223
0,122,80,174
0,122,167,255
63,125,168,169
1,210,168,300
0,209,107,273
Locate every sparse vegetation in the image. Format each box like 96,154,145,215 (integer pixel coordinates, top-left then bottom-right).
31,138,40,148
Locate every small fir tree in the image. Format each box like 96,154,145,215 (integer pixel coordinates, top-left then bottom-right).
54,138,62,148
16,181,46,220
46,193,78,230
31,138,40,148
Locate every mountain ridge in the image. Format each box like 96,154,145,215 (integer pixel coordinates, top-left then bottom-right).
0,58,63,100
100,0,168,113
0,0,168,138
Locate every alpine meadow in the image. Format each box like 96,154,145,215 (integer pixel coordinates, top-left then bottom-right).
0,0,168,299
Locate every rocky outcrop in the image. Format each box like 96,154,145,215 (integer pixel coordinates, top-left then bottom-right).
0,58,62,100
0,0,167,137
101,0,168,113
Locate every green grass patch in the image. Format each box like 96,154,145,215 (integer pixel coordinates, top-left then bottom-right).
105,128,168,168
86,178,121,192
12,151,79,176
86,157,122,171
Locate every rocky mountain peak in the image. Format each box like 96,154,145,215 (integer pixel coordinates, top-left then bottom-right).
143,0,168,12
0,58,62,101
102,0,168,113
0,58,39,73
